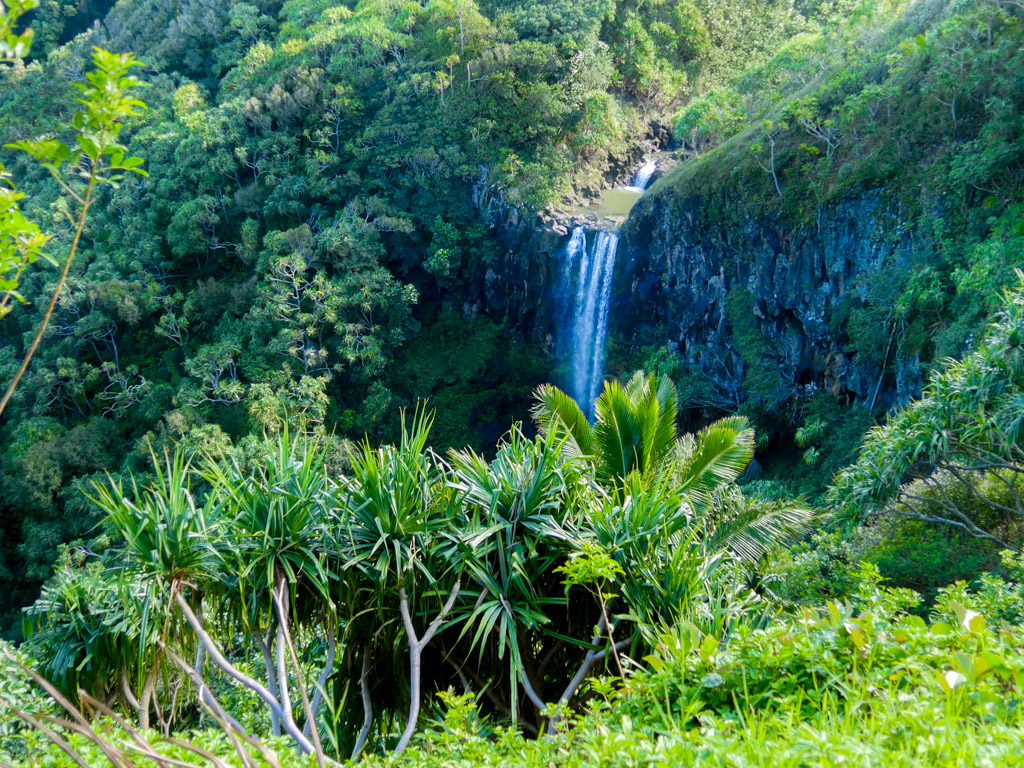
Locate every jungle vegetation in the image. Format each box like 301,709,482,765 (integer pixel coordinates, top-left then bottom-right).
0,0,1023,765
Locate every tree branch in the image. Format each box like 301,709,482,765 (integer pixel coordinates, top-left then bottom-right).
394,580,460,755
173,591,315,754
351,647,374,760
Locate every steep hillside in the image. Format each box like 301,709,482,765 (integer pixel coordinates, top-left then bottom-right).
618,0,1024,486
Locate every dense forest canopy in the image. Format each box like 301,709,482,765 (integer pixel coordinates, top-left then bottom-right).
0,0,1023,763
0,0,869,628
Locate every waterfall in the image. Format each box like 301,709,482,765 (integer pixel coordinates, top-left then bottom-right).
561,226,586,289
557,156,653,415
620,159,658,194
631,158,658,190
562,228,619,416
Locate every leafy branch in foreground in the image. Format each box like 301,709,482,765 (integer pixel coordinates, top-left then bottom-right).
830,271,1024,546
0,46,147,420
0,0,48,319
0,0,35,61
0,166,50,319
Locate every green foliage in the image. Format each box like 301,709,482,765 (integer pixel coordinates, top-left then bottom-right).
672,87,743,152
770,517,1002,609
648,0,1024,457
0,165,50,318
769,529,859,604
10,567,1024,766
0,0,696,610
21,554,164,702
0,0,36,60
533,371,757,496
935,549,1024,626
0,42,148,450
11,370,815,758
831,274,1024,544
92,449,220,585
725,284,796,407
857,513,1001,603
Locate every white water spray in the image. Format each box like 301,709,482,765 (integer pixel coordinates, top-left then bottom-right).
631,158,658,190
563,228,619,416
558,157,655,415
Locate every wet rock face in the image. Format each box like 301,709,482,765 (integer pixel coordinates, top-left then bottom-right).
468,159,925,413
467,171,573,345
617,187,923,409
469,166,617,346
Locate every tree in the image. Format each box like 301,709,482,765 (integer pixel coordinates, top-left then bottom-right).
1,0,48,317
91,449,325,757
332,408,462,756
202,431,335,745
22,557,166,728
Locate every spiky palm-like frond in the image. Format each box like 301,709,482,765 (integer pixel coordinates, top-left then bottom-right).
23,564,163,704
204,430,334,628
674,415,756,511
91,449,221,586
531,383,596,461
830,274,1024,541
448,426,587,721
701,489,816,563
335,407,456,591
534,372,679,490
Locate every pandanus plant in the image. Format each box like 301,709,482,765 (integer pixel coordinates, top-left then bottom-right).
92,447,332,763
330,409,463,757
22,560,166,730
35,374,810,759
447,425,591,732
202,430,336,753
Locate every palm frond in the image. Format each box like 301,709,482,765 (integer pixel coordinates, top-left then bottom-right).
676,416,755,508
703,495,817,562
592,379,644,485
531,383,595,460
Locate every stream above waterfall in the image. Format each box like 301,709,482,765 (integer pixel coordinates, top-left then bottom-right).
573,152,673,229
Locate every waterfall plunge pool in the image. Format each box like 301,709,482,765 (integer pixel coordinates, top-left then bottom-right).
571,154,669,229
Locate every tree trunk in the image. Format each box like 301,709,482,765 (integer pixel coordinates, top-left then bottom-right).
139,667,157,731
273,579,327,768
394,580,460,755
174,590,315,753
546,616,632,735
351,647,374,760
305,617,337,741
119,669,142,724
256,627,281,737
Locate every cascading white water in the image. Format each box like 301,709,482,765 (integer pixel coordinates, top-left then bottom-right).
559,157,653,415
562,228,619,416
562,226,586,289
620,158,658,194
631,158,658,190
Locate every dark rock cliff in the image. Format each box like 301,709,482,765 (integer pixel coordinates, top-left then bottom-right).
616,181,927,411
467,167,594,347
469,159,927,415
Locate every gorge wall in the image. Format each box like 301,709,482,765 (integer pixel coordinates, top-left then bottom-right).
474,162,929,414
617,181,927,412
